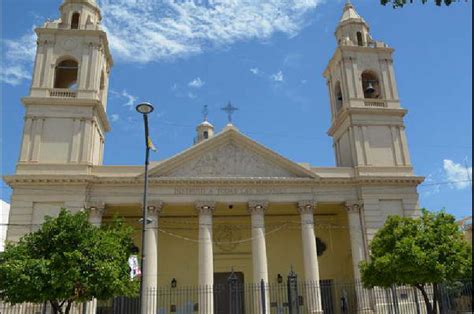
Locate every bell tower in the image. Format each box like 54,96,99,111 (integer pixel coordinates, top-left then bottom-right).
18,0,113,169
324,1,412,174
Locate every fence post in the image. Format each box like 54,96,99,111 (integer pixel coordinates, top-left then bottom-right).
42,301,48,314
391,285,400,314
260,279,266,314
413,287,421,314
228,270,238,314
287,269,299,314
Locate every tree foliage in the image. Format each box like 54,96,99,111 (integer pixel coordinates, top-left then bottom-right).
381,0,463,7
360,209,472,314
0,209,138,314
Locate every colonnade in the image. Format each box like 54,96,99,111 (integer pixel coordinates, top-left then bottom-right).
85,200,369,314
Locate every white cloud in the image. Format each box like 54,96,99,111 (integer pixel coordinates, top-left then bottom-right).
121,90,138,109
0,65,31,86
1,31,36,86
3,0,322,80
250,68,260,75
271,70,284,82
99,0,322,63
188,77,205,88
111,89,138,110
422,173,442,197
110,113,120,122
443,159,472,190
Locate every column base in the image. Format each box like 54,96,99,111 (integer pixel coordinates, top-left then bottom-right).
357,309,374,314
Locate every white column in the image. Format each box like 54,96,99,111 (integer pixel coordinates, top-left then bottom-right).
85,202,105,314
142,201,162,314
196,201,215,314
345,201,374,313
248,201,270,314
87,202,104,227
298,201,323,314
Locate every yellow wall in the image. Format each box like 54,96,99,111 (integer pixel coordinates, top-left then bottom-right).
104,203,355,288
265,204,354,285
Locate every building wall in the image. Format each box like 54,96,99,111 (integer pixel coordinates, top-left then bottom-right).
6,185,88,242
0,200,10,252
103,202,355,287
360,185,420,242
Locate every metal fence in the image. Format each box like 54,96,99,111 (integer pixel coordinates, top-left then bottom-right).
1,280,472,314
96,280,472,314
0,302,85,314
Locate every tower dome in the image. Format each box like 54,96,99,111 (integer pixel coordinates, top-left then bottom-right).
336,1,371,47
60,0,101,30
194,106,214,144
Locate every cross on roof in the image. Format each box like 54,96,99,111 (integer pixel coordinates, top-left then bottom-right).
221,102,238,124
202,105,209,121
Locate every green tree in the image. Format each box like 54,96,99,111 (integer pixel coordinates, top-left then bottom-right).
381,0,463,7
0,209,138,314
360,209,472,314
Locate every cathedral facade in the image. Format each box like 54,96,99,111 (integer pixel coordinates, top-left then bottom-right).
4,0,424,313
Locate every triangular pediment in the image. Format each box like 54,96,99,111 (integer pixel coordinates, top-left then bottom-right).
147,126,316,179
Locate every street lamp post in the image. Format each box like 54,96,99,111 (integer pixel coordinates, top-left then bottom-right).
136,102,155,314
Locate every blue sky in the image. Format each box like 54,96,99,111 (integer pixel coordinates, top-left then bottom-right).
1,0,472,219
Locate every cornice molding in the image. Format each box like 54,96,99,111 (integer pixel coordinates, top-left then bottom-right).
3,174,424,187
21,97,110,132
328,107,407,136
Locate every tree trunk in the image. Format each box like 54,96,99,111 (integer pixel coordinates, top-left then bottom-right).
433,283,439,314
50,301,60,314
415,284,434,314
434,283,446,314
65,300,73,314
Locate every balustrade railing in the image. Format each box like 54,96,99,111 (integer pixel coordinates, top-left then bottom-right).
49,88,77,98
364,99,387,108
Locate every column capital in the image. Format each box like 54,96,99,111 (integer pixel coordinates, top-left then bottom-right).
298,200,316,214
345,200,363,213
248,200,268,214
195,201,216,215
147,200,163,216
84,201,105,215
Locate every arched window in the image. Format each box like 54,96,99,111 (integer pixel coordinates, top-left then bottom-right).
203,131,209,139
361,71,381,99
356,32,363,46
71,12,80,29
334,81,343,112
54,59,78,89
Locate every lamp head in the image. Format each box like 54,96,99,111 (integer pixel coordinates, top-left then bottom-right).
136,102,154,114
